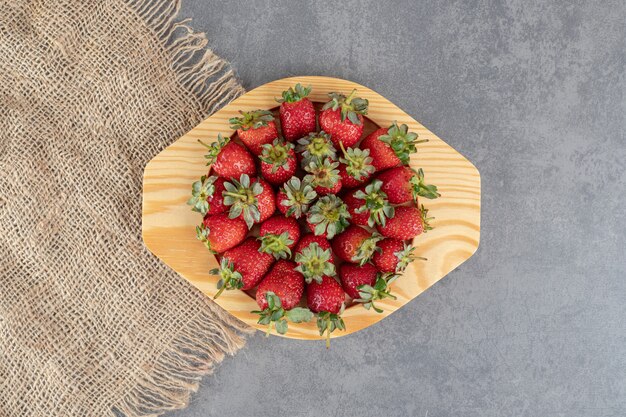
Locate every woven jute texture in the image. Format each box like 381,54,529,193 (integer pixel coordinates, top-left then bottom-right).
0,0,251,416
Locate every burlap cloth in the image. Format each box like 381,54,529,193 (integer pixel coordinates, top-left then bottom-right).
0,1,252,416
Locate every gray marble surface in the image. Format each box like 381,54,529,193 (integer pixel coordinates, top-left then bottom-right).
168,1,626,416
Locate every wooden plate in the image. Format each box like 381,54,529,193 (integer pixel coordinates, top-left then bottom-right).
142,76,481,340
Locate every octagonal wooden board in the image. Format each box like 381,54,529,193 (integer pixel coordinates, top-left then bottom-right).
142,76,480,341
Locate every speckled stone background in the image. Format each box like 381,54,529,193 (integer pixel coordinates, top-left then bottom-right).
168,1,626,416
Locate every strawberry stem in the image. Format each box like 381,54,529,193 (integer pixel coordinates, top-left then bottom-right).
266,321,273,337
339,141,352,163
345,89,356,105
325,317,331,349
214,285,226,299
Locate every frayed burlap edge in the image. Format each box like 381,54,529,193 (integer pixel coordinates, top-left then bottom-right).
113,303,254,417
110,2,251,416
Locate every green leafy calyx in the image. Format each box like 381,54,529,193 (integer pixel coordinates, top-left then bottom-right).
276,83,312,103
198,134,229,166
307,195,351,239
352,233,384,266
279,176,317,218
394,242,426,273
187,175,217,215
210,257,243,299
354,179,395,227
222,174,263,229
260,138,294,173
252,291,314,336
410,168,440,200
378,122,426,165
258,231,293,260
304,158,340,189
294,242,336,283
296,131,337,166
195,223,214,253
322,89,369,125
339,142,375,181
316,308,346,348
355,273,399,313
420,204,434,232
229,109,274,131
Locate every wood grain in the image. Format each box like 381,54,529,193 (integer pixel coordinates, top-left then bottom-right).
142,76,481,340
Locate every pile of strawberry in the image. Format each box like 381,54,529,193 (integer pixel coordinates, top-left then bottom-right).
188,84,439,347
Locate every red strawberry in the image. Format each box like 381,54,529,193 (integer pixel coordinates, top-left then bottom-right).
306,195,351,239
296,131,337,167
294,237,336,284
196,213,247,253
259,139,297,186
205,176,229,215
256,177,277,223
276,176,317,218
211,238,274,298
377,166,440,204
343,188,370,227
295,233,332,254
229,110,278,155
373,239,422,273
377,205,434,240
337,145,375,189
199,134,255,179
254,260,312,335
360,122,424,172
188,175,228,215
277,84,317,142
338,164,364,189
319,90,368,148
303,158,342,196
339,263,378,299
331,225,383,265
258,215,301,259
222,174,275,228
306,275,346,347
256,261,305,310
